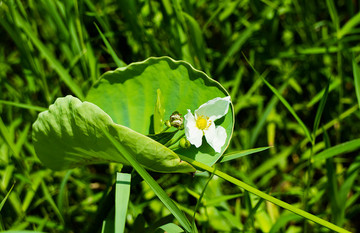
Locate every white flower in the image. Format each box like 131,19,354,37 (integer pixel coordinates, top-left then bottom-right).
184,96,231,153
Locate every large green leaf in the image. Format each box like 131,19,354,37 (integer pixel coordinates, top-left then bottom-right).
32,96,195,173
86,57,234,166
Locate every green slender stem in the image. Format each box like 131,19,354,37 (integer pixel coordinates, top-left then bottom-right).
178,155,351,233
300,104,358,148
161,126,171,133
164,130,184,147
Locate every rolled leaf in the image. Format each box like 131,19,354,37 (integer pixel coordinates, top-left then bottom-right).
32,96,195,173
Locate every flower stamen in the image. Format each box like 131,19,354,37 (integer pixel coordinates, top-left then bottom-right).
196,116,210,130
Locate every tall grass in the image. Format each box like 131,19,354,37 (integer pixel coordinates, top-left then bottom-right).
1,0,360,232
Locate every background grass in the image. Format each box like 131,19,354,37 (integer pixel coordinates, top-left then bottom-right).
1,0,360,232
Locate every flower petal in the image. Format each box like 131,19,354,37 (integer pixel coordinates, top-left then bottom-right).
184,110,203,148
205,125,227,153
204,122,216,147
195,96,231,121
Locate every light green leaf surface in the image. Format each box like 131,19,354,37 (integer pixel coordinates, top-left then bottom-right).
32,95,195,173
86,57,234,166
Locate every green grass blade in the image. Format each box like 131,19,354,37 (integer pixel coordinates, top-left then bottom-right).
0,183,15,211
262,77,312,141
182,12,208,73
220,146,271,163
191,172,214,231
326,0,339,30
249,83,288,147
243,54,312,142
352,58,360,109
94,23,126,68
313,138,360,162
0,100,47,112
204,193,242,207
40,180,65,225
158,223,185,233
269,213,302,233
216,23,260,73
115,173,131,233
300,104,359,148
338,11,360,39
103,130,192,232
306,79,340,108
0,117,19,159
312,80,330,141
178,154,350,233
57,170,73,216
12,10,84,99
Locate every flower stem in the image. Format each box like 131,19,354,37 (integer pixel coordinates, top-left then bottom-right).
178,154,351,233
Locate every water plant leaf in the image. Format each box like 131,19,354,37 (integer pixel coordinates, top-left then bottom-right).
32,95,195,173
86,57,234,166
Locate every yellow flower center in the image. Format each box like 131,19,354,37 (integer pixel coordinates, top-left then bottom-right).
196,116,210,130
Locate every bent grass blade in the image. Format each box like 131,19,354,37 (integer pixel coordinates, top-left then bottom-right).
103,130,193,233
178,155,351,233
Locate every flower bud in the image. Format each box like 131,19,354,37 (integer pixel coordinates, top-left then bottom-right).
169,111,184,128
179,137,191,149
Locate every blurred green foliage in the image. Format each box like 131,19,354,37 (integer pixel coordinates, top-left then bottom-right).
1,0,360,232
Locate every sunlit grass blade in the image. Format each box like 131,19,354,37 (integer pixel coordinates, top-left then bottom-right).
204,193,242,207
103,130,192,232
312,80,330,141
0,183,15,211
243,54,312,142
10,7,84,100
95,23,126,68
352,58,360,109
220,146,271,163
178,154,350,233
115,173,131,233
0,100,47,112
269,213,302,233
306,79,340,108
313,138,360,162
338,11,360,39
158,223,185,233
